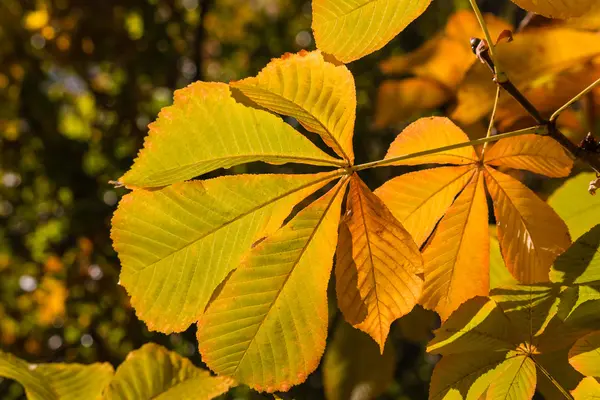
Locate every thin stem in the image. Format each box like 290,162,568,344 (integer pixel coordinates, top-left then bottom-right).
482,85,501,157
531,356,574,400
550,76,600,122
468,0,497,61
351,126,545,172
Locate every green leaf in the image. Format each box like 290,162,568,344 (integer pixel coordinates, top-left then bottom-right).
118,82,342,188
551,225,600,285
312,0,433,63
103,343,233,399
112,173,336,333
197,180,347,392
232,50,356,163
569,331,600,378
322,321,396,400
548,173,600,240
0,349,113,400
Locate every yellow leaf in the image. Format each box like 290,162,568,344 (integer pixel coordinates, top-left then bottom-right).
197,180,347,392
484,167,571,284
323,321,396,400
484,134,573,178
118,82,342,188
569,331,600,377
572,376,600,400
375,165,475,247
421,170,489,320
510,0,600,19
232,50,355,163
336,174,423,351
374,78,449,128
112,173,336,333
385,117,479,166
453,28,600,125
312,0,433,63
104,343,233,399
486,355,536,400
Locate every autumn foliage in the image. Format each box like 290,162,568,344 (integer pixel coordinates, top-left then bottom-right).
3,0,600,399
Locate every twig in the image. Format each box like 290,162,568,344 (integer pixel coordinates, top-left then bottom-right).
471,39,600,174
550,76,600,123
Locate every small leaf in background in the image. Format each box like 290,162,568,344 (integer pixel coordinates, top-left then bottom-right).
118,82,342,188
336,174,423,351
484,167,571,284
232,50,356,163
549,173,600,240
197,180,347,392
571,376,600,399
420,170,489,320
569,331,600,377
510,0,600,19
312,0,433,64
323,321,396,400
0,349,113,400
103,343,233,399
112,173,335,333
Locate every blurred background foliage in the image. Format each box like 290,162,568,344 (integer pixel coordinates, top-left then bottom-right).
1,0,596,399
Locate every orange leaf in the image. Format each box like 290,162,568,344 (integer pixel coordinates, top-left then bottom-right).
384,117,479,166
420,170,489,320
484,167,571,284
375,165,476,247
484,134,573,178
336,175,423,352
373,78,448,128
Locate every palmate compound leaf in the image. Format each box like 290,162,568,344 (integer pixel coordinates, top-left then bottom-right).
377,117,573,318
111,173,337,333
484,166,572,284
420,169,490,321
322,321,396,400
0,349,113,400
197,179,348,392
117,81,343,188
231,50,356,163
569,331,600,378
335,174,423,351
104,343,233,400
312,0,433,64
509,0,600,19
427,284,599,400
551,225,600,285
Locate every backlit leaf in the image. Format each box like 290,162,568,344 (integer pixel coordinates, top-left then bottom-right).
312,0,433,63
112,173,336,333
572,377,600,399
323,321,396,400
548,173,600,240
569,331,600,377
103,343,233,399
509,0,599,19
486,355,536,400
384,117,479,166
551,225,600,285
197,180,347,392
484,135,573,178
421,170,489,320
0,349,113,400
118,82,342,188
232,50,355,163
375,166,476,247
336,174,423,351
484,167,571,284
490,231,519,290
